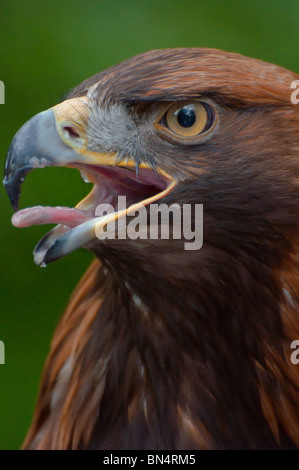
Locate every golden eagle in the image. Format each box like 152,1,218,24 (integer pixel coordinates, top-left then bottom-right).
4,48,299,449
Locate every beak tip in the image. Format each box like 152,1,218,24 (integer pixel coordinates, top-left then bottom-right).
3,169,29,212
3,179,19,212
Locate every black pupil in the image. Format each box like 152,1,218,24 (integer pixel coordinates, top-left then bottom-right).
177,105,196,128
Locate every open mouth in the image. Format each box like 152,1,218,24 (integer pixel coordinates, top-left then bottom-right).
11,163,175,266
3,99,176,266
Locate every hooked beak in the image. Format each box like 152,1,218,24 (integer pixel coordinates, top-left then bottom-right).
3,98,175,266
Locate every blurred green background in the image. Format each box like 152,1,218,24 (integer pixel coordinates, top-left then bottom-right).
0,0,298,449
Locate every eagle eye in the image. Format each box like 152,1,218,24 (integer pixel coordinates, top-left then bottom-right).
157,101,215,142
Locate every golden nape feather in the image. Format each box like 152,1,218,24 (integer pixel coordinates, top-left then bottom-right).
4,48,299,449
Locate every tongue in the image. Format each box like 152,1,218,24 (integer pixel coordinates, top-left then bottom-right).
12,206,90,228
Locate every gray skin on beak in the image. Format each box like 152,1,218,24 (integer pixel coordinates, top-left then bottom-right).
4,109,85,211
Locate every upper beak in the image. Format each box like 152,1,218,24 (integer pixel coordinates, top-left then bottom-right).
3,97,118,211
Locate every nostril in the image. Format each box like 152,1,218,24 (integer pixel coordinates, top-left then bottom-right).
63,126,80,139
59,122,85,149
